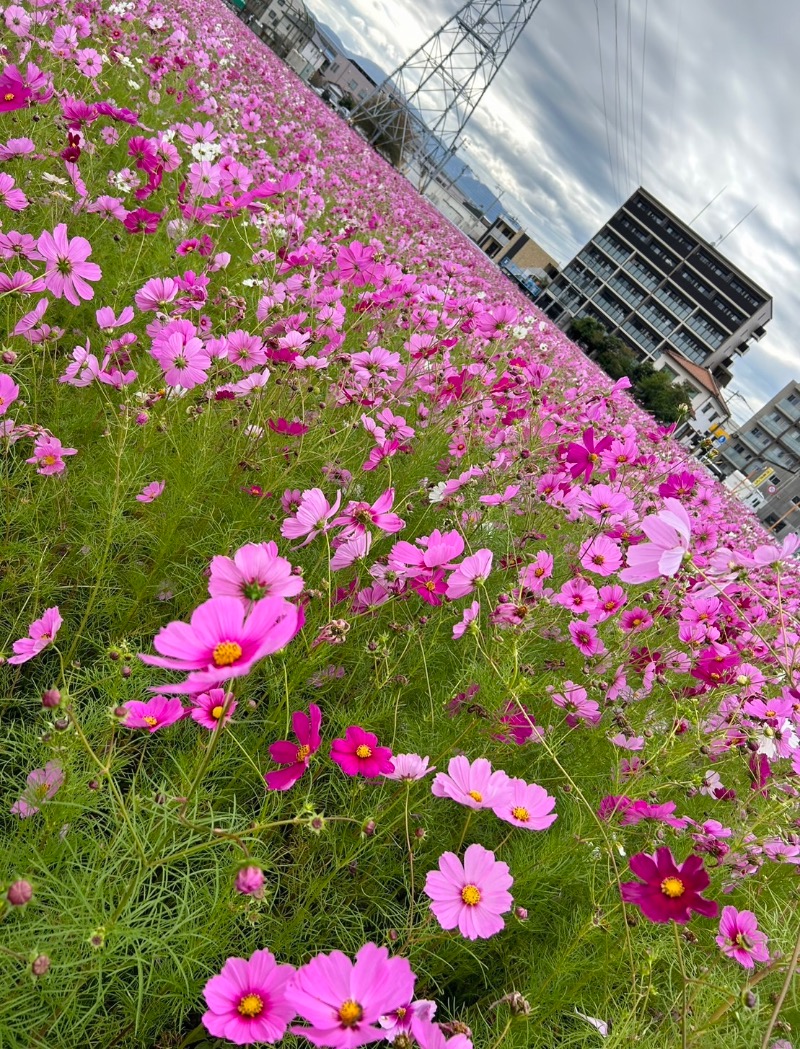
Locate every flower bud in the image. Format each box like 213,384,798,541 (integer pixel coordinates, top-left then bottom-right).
41,688,61,709
7,880,33,906
235,866,265,899
514,905,528,921
1,350,17,365
363,819,376,837
31,954,51,977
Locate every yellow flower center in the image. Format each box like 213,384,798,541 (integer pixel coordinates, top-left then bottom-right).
355,744,372,759
237,993,264,1018
395,1007,407,1019
296,744,311,761
43,455,57,465
4,93,15,102
512,806,530,822
461,884,482,906
144,716,158,727
735,932,753,949
338,1000,363,1027
211,705,224,720
467,790,483,802
660,877,685,898
213,641,242,666
424,580,437,591
765,710,777,718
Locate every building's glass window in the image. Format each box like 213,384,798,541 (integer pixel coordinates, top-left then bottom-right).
654,284,693,319
685,311,725,349
640,301,675,336
623,257,659,291
671,328,707,363
594,233,629,263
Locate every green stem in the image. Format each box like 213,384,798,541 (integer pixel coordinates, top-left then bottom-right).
761,920,800,1049
673,922,688,1049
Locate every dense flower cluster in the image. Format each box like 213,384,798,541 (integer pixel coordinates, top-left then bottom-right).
0,0,795,1043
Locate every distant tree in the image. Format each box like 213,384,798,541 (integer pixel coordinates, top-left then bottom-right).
350,93,415,169
634,370,694,423
568,316,608,355
595,337,640,380
339,94,355,110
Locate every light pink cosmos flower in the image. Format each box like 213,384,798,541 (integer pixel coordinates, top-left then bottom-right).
424,844,513,940
288,942,416,1049
190,689,237,730
10,762,63,818
389,529,465,579
383,754,435,781
37,223,102,306
139,595,302,694
445,550,493,600
0,373,20,416
122,695,185,732
0,172,28,210
379,999,437,1042
492,777,557,831
479,484,520,505
209,542,303,606
619,498,692,584
281,488,342,547
136,480,165,503
330,532,372,571
152,331,211,390
8,606,62,664
26,436,77,475
716,906,770,968
431,756,511,810
202,949,296,1046
453,600,480,640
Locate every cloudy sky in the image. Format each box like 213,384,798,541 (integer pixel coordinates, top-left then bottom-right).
304,0,799,422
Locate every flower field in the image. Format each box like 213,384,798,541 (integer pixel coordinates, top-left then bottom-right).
2,1,800,1046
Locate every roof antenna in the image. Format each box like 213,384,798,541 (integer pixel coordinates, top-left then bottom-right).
714,204,758,247
690,185,727,225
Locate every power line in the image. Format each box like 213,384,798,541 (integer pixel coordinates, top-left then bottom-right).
594,0,620,199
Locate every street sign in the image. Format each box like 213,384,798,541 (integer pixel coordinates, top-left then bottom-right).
752,467,774,487
768,485,777,494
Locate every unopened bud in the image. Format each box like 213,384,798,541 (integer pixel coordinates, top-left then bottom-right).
7,880,33,906
514,905,528,921
121,665,132,679
41,689,61,709
363,820,376,837
2,350,17,364
235,866,265,899
31,954,50,977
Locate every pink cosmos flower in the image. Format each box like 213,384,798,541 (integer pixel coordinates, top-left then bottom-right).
453,600,480,640
578,535,622,576
568,620,606,657
37,224,102,306
10,762,63,818
431,756,511,810
445,550,493,600
209,542,303,606
202,949,296,1046
0,66,32,112
550,681,602,726
333,488,405,539
281,488,343,547
152,331,211,390
389,529,465,579
379,999,437,1042
0,373,20,416
331,726,394,778
520,551,554,591
139,595,302,694
383,754,434,781
716,906,770,968
190,689,237,730
122,695,185,732
288,942,416,1048
26,436,77,475
620,847,718,924
424,843,513,940
492,777,557,831
265,704,322,790
619,498,692,584
136,480,165,503
0,172,27,211
8,607,62,664
330,533,372,571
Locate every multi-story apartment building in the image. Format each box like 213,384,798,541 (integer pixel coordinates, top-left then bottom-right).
537,187,772,390
718,380,800,534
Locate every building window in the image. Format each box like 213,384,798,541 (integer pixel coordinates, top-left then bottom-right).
770,474,780,486
792,497,800,507
330,62,339,72
789,392,800,405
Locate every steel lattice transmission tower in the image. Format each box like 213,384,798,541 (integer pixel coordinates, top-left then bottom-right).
351,0,543,191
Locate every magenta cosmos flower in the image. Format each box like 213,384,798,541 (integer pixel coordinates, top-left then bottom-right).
619,498,692,584
122,695,185,732
431,755,511,810
190,689,237,730
330,726,394,778
0,65,32,112
7,606,62,664
265,704,322,790
202,948,296,1046
209,541,303,606
0,373,20,416
424,844,513,940
37,223,102,306
491,777,557,831
620,847,719,924
287,942,416,1048
716,906,770,968
139,595,302,694
10,761,63,817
